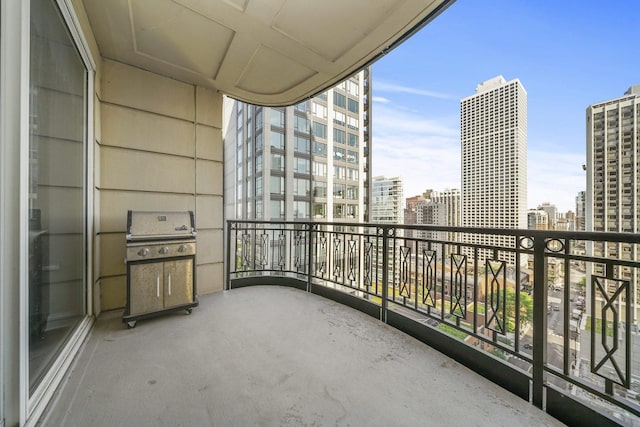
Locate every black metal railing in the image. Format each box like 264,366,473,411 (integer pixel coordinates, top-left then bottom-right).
226,220,640,426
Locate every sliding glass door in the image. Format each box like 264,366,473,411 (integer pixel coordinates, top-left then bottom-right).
28,0,87,393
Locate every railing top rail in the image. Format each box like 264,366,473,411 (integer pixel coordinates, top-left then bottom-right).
226,219,640,243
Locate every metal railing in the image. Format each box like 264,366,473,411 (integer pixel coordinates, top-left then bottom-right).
227,219,640,426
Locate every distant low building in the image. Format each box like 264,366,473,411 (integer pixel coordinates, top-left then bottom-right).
528,209,548,230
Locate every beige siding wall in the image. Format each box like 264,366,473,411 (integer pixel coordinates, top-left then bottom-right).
96,59,223,312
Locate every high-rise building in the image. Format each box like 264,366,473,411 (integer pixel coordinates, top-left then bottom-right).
586,84,640,321
461,76,528,261
562,211,576,231
537,202,558,229
371,176,404,224
431,188,461,229
223,69,371,223
527,209,548,230
576,191,586,231
404,194,426,239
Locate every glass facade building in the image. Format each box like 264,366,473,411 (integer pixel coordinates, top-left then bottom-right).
224,69,371,223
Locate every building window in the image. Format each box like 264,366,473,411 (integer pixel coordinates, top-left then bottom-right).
313,162,327,177
294,157,310,174
293,201,309,219
255,108,263,131
334,128,346,144
313,141,327,157
294,178,310,197
256,176,263,196
270,200,285,220
347,150,358,163
295,100,310,112
347,98,359,113
347,80,359,96
312,102,327,119
271,153,284,172
294,115,309,132
270,176,284,194
346,186,358,200
313,181,327,197
313,203,327,219
334,183,346,199
334,92,346,108
348,133,358,147
294,136,310,154
271,130,284,150
313,122,327,138
347,116,359,130
346,205,358,218
270,108,285,127
334,147,346,161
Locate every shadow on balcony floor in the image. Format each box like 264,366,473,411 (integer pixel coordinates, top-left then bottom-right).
41,285,564,426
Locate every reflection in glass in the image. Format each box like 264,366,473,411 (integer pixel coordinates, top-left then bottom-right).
29,0,87,393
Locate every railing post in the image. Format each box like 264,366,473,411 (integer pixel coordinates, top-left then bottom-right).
381,225,389,323
532,234,548,408
307,222,314,293
226,220,232,290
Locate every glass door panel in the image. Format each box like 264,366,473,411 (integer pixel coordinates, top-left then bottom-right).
28,0,87,393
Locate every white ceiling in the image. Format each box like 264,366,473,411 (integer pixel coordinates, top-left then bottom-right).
82,0,454,106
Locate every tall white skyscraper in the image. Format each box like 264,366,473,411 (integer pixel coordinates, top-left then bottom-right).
575,190,586,231
461,76,527,259
586,85,640,321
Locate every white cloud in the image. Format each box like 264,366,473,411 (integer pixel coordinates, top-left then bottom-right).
372,96,391,103
527,150,586,212
372,103,461,198
375,80,455,100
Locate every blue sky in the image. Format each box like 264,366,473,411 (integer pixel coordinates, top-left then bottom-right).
372,0,640,212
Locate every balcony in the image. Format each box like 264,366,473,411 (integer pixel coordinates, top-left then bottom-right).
42,285,561,426
224,220,640,426
41,220,640,426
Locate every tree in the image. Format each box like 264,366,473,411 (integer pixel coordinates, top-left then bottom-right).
504,288,533,333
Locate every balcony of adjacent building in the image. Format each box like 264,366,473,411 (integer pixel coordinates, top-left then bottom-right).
41,220,640,426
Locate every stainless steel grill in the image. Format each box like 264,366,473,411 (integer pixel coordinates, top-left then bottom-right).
123,210,198,328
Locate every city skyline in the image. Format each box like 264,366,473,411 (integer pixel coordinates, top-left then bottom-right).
371,1,640,213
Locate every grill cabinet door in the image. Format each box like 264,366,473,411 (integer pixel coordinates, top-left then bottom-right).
163,259,193,309
129,262,164,315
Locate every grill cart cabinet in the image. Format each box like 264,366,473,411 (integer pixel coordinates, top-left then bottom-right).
123,211,198,328
128,259,193,317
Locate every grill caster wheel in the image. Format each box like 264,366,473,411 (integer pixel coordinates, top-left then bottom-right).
185,308,193,315
127,321,137,329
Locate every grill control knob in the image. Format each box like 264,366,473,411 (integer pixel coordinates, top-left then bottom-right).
178,245,187,253
138,248,149,257
159,247,169,255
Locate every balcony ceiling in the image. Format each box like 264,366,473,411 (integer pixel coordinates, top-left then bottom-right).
82,0,454,106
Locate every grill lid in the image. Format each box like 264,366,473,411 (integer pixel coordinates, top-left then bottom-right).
126,210,196,241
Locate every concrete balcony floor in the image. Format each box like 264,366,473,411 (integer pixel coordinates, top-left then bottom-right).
41,286,564,426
